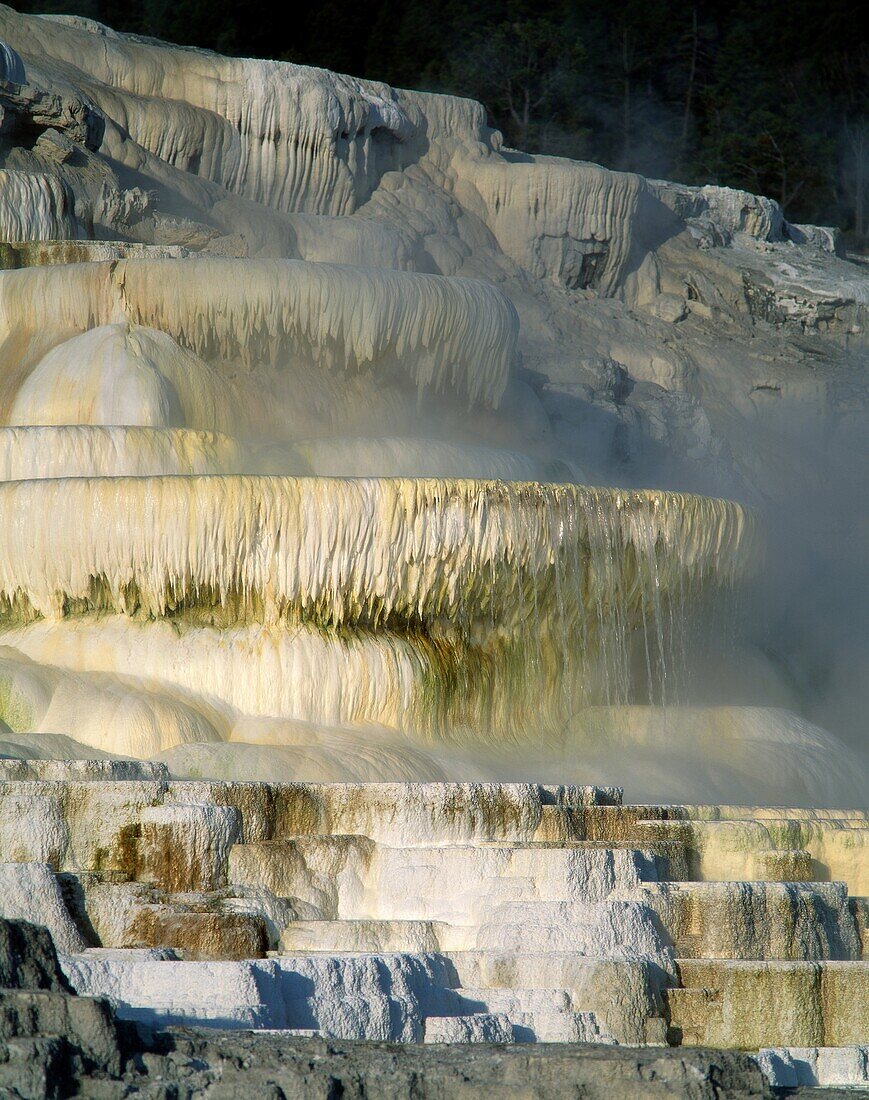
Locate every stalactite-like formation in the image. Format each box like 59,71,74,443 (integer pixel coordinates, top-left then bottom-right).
0,475,755,630
0,260,518,408
0,475,756,739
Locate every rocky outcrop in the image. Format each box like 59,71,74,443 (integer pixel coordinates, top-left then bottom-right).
0,915,126,1097
0,911,863,1097
0,916,68,992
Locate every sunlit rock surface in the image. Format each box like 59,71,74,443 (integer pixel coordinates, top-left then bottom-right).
0,4,866,1084
0,772,865,1061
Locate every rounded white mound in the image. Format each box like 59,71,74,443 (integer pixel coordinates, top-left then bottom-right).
9,324,224,430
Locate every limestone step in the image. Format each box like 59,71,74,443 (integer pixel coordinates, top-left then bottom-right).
63,949,461,1040
143,906,264,960
637,813,868,894
686,807,868,822
445,951,665,1045
756,1045,869,1088
754,849,814,881
487,835,690,880
470,899,671,958
272,907,671,956
664,987,722,1045
0,760,168,782
5,773,867,1058
63,874,301,958
849,897,869,959
455,986,573,1015
533,804,684,845
272,783,622,847
279,919,443,953
0,781,625,877
670,959,869,1049
624,880,861,961
512,1009,617,1044
423,1014,516,1043
228,838,656,922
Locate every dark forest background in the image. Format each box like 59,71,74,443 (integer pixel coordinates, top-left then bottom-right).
8,0,868,244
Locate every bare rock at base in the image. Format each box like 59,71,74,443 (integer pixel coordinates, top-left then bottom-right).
0,915,860,1099
0,917,124,1098
0,918,68,993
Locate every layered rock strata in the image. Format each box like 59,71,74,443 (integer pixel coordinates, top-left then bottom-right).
0,769,864,1070
0,913,788,1100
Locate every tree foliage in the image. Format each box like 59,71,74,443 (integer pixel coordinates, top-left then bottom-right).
8,0,867,242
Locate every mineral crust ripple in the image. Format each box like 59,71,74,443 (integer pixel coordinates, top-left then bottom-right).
0,4,866,1097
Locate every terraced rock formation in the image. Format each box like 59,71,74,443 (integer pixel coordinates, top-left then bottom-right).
0,767,866,1094
0,911,793,1099
0,5,865,1094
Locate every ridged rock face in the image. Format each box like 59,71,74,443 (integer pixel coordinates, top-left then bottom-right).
0,475,754,743
0,169,79,243
0,7,866,1075
457,155,664,295
0,4,863,802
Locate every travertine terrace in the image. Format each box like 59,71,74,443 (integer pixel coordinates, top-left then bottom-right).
0,5,866,1093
